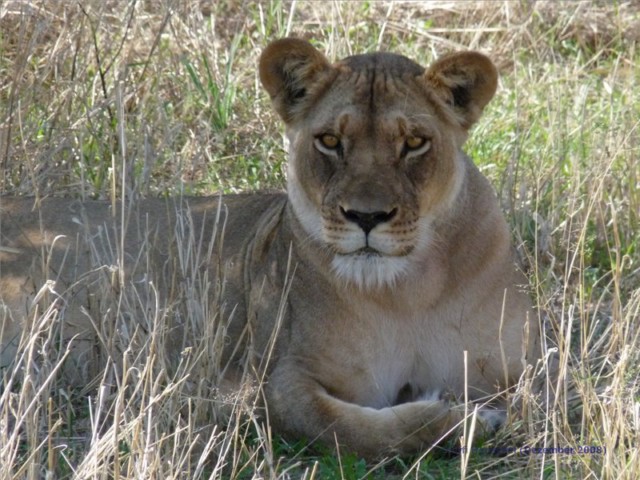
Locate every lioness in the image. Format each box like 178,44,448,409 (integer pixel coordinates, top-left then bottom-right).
0,38,537,458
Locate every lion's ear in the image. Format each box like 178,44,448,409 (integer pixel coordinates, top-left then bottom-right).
259,38,332,123
423,51,498,129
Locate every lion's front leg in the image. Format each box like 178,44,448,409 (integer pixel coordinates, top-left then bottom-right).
265,362,478,458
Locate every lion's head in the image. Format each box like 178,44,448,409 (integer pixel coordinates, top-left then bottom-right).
259,38,497,288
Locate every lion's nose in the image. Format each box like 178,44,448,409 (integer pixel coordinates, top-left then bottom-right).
340,207,397,234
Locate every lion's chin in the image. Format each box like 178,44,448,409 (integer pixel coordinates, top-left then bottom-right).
330,253,411,289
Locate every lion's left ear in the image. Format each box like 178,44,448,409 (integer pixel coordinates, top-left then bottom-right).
423,51,498,129
259,38,332,123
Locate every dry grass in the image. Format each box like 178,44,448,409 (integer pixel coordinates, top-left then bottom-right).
1,1,639,478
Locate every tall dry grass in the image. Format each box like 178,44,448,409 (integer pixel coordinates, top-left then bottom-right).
1,1,639,478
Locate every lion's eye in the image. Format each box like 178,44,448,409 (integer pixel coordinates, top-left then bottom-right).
402,136,431,158
319,134,340,149
314,134,342,156
405,136,426,150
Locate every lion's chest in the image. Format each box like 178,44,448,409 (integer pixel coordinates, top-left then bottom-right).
282,255,505,409
309,304,468,409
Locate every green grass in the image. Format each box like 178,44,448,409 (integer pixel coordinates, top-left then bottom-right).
1,1,640,478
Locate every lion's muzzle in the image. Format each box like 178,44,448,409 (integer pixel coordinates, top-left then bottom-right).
340,206,398,235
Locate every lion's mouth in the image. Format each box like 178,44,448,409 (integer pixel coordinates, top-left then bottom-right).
337,245,415,258
331,241,415,259
335,246,383,258
353,246,382,257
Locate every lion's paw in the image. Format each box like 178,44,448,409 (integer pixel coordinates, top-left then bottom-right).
477,408,506,433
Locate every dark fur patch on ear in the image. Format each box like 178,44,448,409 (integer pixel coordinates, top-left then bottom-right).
450,85,471,108
292,87,306,100
282,69,307,103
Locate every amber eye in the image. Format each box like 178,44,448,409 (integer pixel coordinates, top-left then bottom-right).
318,134,340,150
405,136,426,150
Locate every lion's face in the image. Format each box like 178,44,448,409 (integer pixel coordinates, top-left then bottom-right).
286,64,464,288
260,40,497,288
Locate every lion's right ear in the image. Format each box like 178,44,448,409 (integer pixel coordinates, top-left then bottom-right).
259,38,332,123
423,51,498,130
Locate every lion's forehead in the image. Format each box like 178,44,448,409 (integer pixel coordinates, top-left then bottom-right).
330,52,427,102
311,101,439,142
309,64,440,135
338,52,425,77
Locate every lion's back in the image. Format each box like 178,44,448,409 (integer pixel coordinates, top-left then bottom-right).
0,192,289,382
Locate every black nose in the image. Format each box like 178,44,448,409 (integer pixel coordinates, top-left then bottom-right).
340,207,397,234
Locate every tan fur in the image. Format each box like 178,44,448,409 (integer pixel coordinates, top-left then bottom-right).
0,39,538,458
